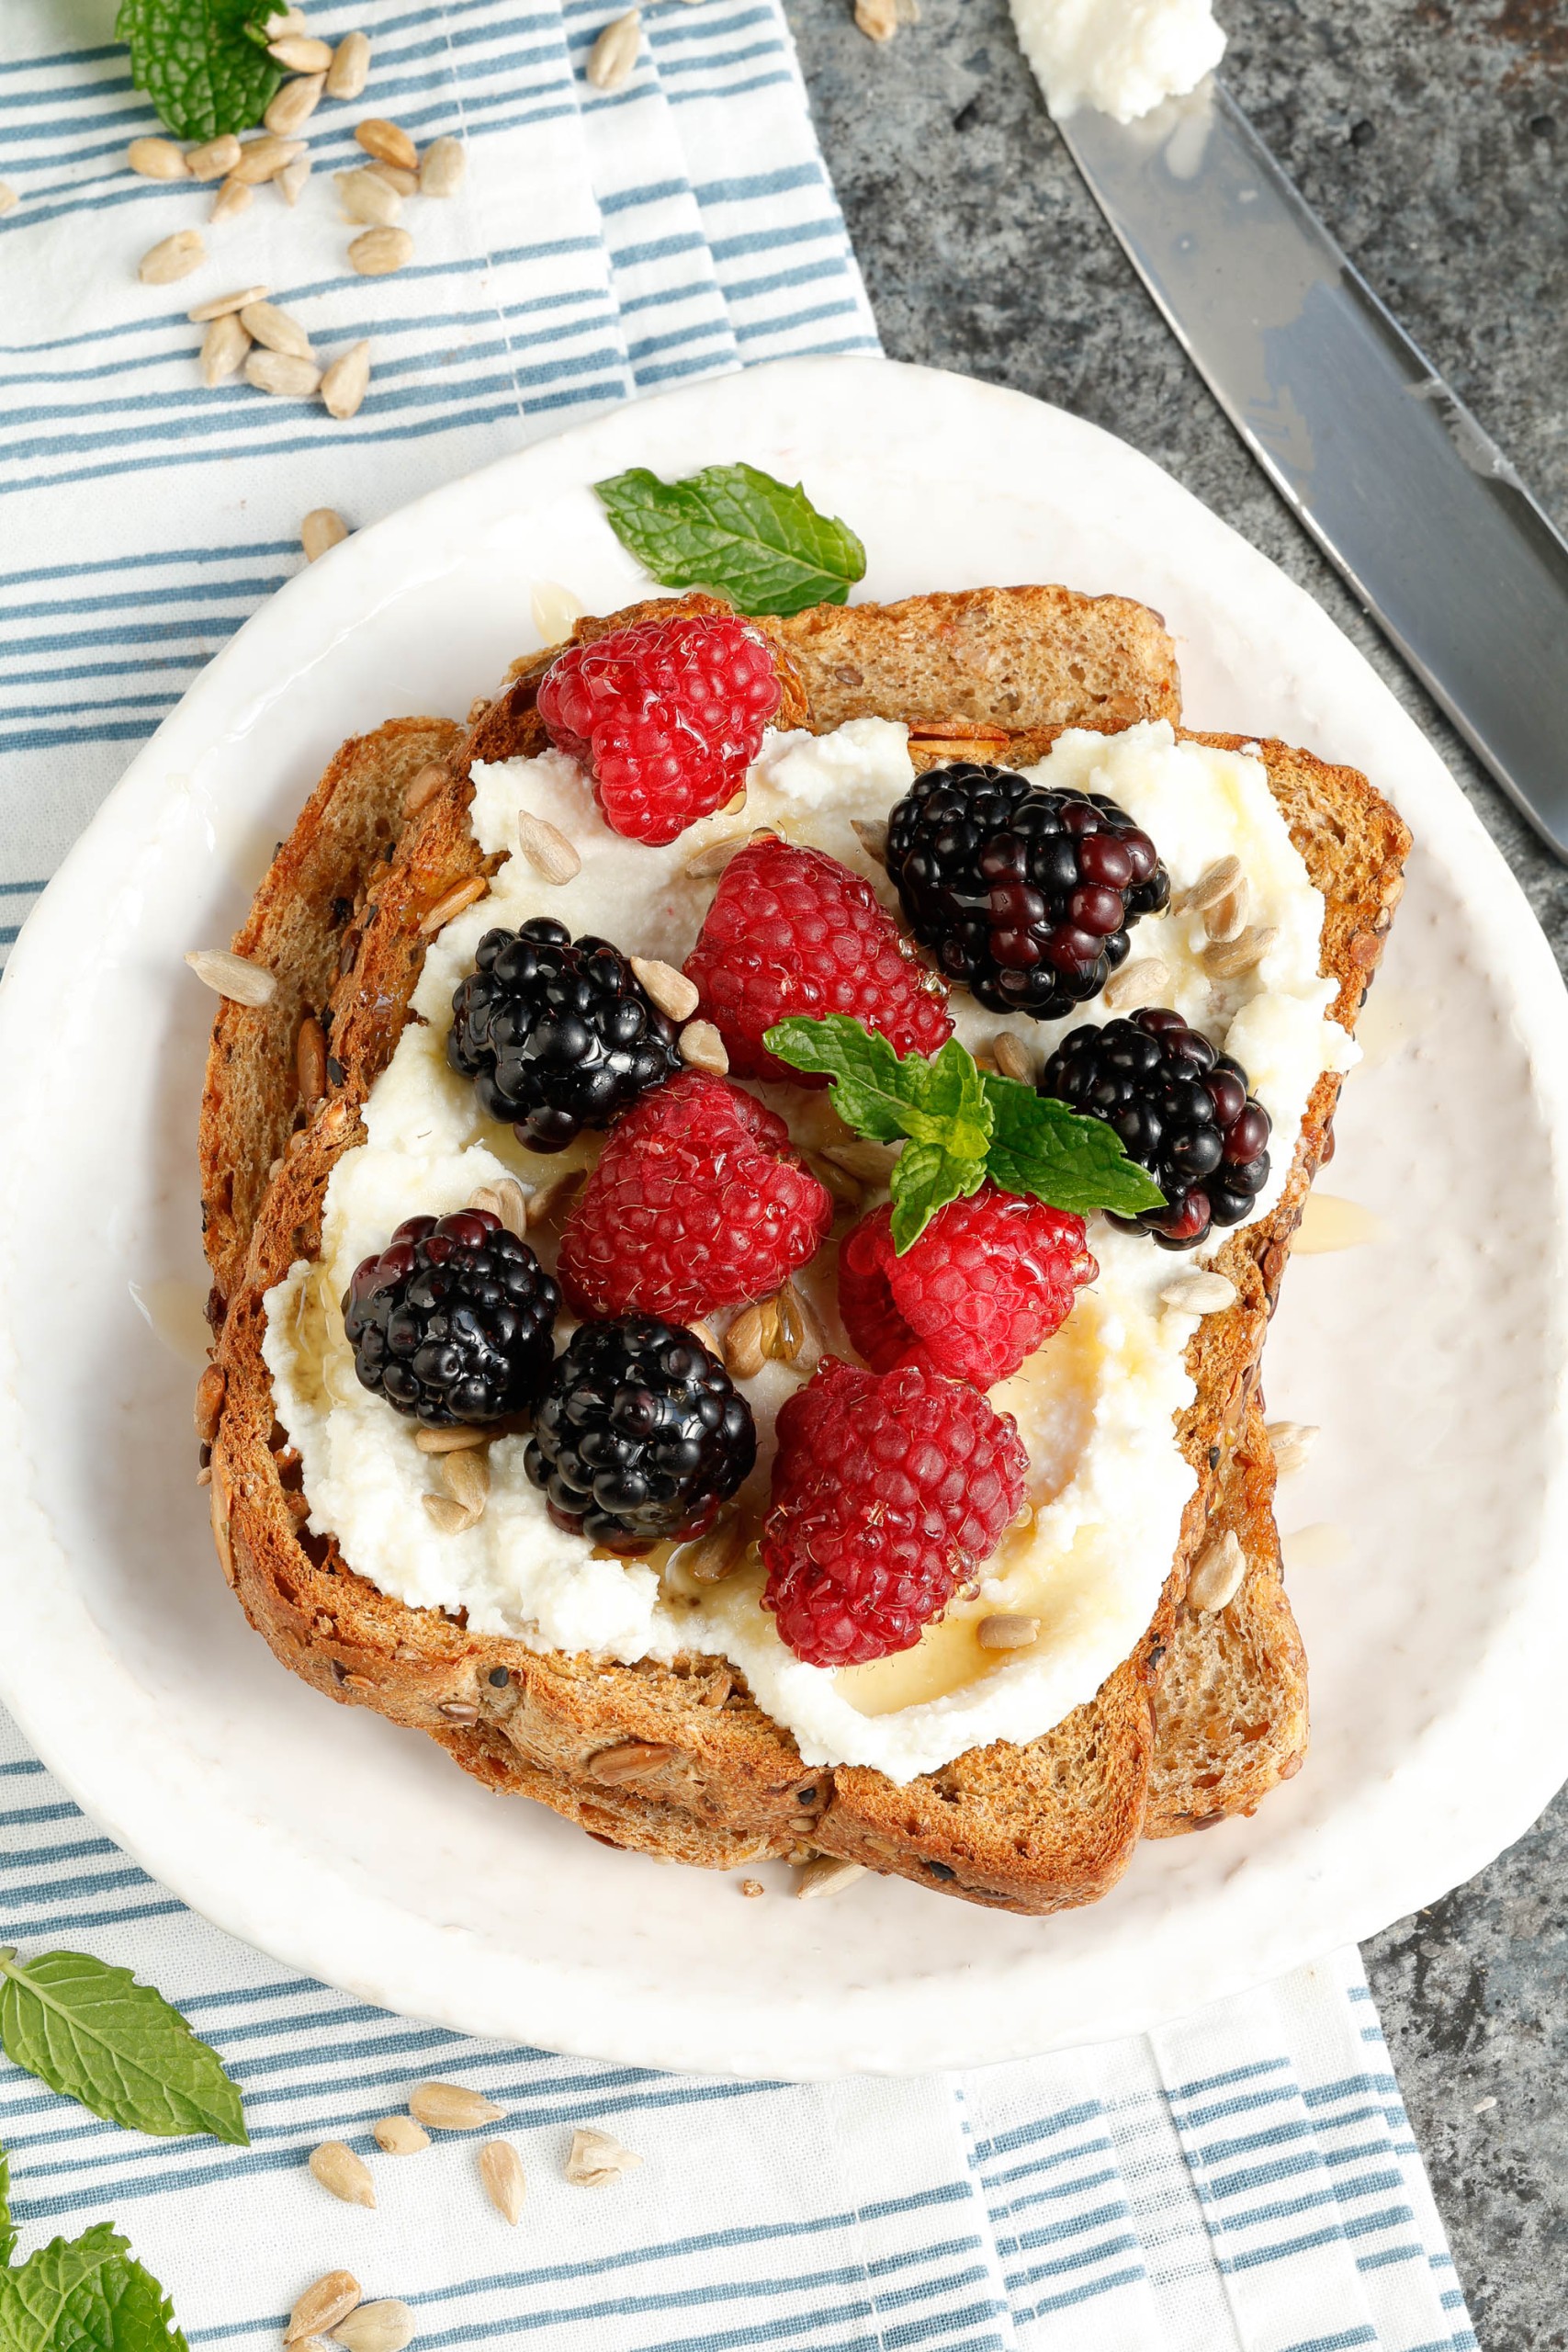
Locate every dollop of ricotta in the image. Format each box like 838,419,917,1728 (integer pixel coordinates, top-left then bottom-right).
263,717,1346,1781
1010,0,1225,123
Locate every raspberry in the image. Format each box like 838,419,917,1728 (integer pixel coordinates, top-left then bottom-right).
557,1071,833,1323
536,613,781,845
839,1184,1097,1387
682,836,952,1083
761,1358,1029,1666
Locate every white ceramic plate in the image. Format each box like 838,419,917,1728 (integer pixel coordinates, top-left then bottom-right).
2,357,1565,2080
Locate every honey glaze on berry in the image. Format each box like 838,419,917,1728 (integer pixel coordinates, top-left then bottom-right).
262,714,1356,1781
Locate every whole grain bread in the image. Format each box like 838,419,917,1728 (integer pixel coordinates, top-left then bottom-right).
199,589,1406,1911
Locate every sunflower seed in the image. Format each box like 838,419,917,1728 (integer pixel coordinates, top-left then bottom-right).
210,176,253,222
263,6,307,30
335,165,402,225
850,815,888,865
769,1279,811,1363
231,133,306,184
241,299,312,358
794,1856,865,1900
422,1493,475,1534
414,1423,488,1453
990,1031,1034,1085
127,136,189,179
723,1301,767,1380
330,2302,415,2352
687,1318,719,1354
189,282,268,322
739,1877,764,1896
194,1363,226,1443
1101,954,1169,1012
200,311,251,386
367,160,420,196
682,831,751,878
679,1512,749,1584
373,2112,431,2153
401,763,447,820
1177,854,1241,915
479,2137,525,2223
186,946,276,1004
1266,1419,1320,1478
287,2274,362,2344
307,2140,376,2207
0,184,18,215
441,1445,490,1518
516,808,582,885
321,339,373,419
1203,877,1250,944
355,116,419,169
587,1739,676,1785
327,30,373,98
139,229,205,284
408,2080,505,2130
629,956,698,1022
419,874,489,934
977,1613,1039,1650
530,579,585,643
277,155,312,206
1202,924,1278,980
186,133,242,179
821,1138,899,1182
1188,1529,1247,1612
349,225,414,277
586,10,641,90
269,31,333,69
420,135,467,197
525,1169,583,1228
265,71,326,132
680,1019,728,1075
468,1177,528,1238
297,1012,327,1102
302,508,349,563
245,347,321,398
439,1699,479,1722
565,2126,642,2185
1159,1270,1236,1316
806,1151,862,1211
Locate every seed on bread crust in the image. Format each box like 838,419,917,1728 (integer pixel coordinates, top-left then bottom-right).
417,874,488,934
288,2274,361,2344
373,2113,430,2154
297,1012,328,1102
794,1856,866,1900
1159,1271,1236,1316
517,808,582,884
1187,1530,1247,1612
587,1740,677,1784
308,2140,375,2206
407,2080,504,2130
194,1364,226,1444
403,761,448,816
186,947,276,1005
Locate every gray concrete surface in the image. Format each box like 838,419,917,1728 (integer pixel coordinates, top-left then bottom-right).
790,2,1568,2339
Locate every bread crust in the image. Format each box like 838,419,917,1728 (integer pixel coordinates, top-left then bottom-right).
200,592,1408,1912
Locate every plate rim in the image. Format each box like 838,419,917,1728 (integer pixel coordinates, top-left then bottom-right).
3,352,1567,2078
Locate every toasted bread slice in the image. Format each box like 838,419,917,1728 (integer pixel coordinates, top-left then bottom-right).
201,590,1406,1912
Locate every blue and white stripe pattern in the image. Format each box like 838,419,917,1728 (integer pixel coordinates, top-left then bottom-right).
0,0,878,956
0,1712,1474,2348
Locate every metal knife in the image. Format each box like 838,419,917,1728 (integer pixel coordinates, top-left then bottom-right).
1055,79,1568,862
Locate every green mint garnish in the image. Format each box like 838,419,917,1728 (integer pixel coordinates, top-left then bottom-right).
0,1948,247,2146
764,1014,1165,1250
0,2145,13,2270
116,0,282,141
592,462,866,617
0,2222,188,2352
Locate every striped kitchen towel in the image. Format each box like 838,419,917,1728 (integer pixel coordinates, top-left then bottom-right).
0,0,878,953
0,1709,1476,2351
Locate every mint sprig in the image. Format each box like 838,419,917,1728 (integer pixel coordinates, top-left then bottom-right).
0,2148,13,2271
764,1014,1165,1249
0,1950,247,2146
0,2224,187,2352
116,0,282,141
593,463,866,616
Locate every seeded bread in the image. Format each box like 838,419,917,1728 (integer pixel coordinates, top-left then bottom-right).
199,589,1407,1912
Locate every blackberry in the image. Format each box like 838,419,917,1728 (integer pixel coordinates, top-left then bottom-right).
885,763,1169,1019
1040,1008,1272,1250
344,1210,559,1425
449,918,680,1154
525,1315,756,1545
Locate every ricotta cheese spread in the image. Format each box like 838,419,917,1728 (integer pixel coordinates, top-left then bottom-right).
1010,0,1225,123
264,716,1349,1781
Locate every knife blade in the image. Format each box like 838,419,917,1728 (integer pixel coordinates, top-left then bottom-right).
1056,79,1568,863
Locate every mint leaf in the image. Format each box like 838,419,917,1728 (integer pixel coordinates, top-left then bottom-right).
983,1074,1166,1217
0,2144,14,2268
889,1142,985,1253
906,1037,991,1160
594,463,866,616
0,2225,186,2352
765,1015,927,1140
0,1951,246,2146
116,0,282,141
